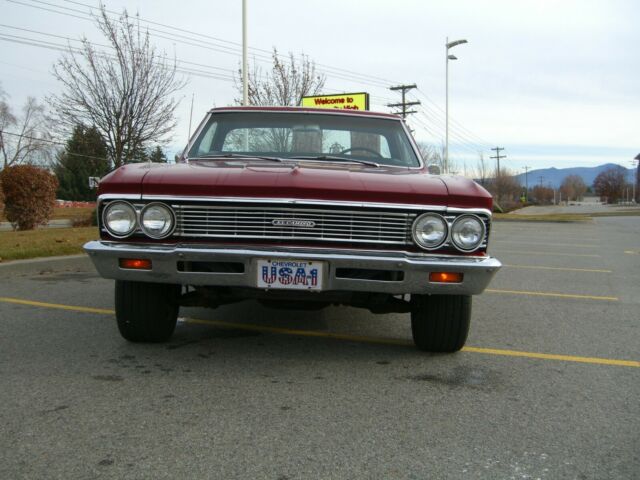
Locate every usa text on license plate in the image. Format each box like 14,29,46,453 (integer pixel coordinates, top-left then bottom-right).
256,259,324,290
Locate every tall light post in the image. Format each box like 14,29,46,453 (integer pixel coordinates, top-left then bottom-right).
445,37,467,174
242,0,248,107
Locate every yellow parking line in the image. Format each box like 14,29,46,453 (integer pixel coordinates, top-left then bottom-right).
462,347,639,368
493,240,598,248
486,289,618,301
0,297,114,315
498,250,601,258
1,296,636,368
502,264,612,273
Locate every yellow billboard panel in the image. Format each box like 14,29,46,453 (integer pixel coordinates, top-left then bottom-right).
301,92,369,111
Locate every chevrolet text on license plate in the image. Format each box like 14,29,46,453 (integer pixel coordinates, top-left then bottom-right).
256,259,325,290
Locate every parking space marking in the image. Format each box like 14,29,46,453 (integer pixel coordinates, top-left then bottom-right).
486,289,618,301
1,296,637,368
493,240,598,248
462,347,639,368
0,296,114,315
497,250,601,258
502,264,612,273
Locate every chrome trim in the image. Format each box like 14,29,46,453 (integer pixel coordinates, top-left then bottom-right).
97,196,492,218
99,193,142,201
101,201,138,239
139,202,177,240
412,213,449,250
84,241,501,296
450,214,486,253
446,207,492,218
130,195,449,212
172,204,414,245
182,112,211,163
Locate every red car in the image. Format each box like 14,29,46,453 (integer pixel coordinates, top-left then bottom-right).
85,107,501,352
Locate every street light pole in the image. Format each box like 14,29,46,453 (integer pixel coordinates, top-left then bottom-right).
242,0,248,107
445,38,467,174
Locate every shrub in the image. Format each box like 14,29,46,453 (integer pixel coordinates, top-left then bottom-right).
0,165,59,230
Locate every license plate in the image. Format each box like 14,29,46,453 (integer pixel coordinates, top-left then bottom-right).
256,259,324,290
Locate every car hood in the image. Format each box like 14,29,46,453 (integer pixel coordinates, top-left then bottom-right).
98,161,492,209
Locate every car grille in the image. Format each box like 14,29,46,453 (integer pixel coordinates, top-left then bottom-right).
173,204,416,245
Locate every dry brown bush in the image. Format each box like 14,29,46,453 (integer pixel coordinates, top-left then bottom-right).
0,165,58,230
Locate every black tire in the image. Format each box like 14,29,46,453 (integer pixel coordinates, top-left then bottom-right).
410,294,471,352
115,280,181,342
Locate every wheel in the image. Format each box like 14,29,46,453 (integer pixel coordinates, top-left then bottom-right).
115,280,181,342
338,147,383,157
410,294,471,352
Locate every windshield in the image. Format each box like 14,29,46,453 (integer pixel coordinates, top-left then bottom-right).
187,111,421,167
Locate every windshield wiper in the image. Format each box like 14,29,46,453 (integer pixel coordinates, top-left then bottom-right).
191,153,283,162
290,155,380,168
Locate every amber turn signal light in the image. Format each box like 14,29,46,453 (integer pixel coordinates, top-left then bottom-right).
429,272,463,283
119,258,152,270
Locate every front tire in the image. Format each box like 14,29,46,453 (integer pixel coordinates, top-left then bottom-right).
410,294,471,352
115,280,181,342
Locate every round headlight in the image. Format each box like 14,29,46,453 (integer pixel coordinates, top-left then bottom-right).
412,213,448,250
103,201,137,237
140,203,175,239
451,215,485,251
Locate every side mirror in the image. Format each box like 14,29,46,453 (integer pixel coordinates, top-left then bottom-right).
427,164,441,175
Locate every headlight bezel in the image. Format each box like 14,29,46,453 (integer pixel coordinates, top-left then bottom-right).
139,202,176,239
450,214,486,252
102,200,138,238
411,212,449,250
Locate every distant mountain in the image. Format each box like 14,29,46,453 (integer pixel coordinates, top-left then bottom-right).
513,163,635,189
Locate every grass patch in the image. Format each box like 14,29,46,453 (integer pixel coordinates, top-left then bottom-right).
1,206,95,223
0,227,98,262
587,210,640,217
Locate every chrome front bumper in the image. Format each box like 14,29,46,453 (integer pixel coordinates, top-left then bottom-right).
84,241,501,295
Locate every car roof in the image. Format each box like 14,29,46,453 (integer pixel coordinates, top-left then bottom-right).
208,106,402,120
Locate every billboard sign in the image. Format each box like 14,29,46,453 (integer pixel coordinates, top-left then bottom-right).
301,92,369,111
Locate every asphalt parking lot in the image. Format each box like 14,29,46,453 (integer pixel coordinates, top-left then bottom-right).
0,217,638,479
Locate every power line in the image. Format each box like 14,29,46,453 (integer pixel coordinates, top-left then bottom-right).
5,0,494,146
0,129,110,162
6,0,397,89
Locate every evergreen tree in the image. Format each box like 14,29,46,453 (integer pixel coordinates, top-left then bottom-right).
148,145,168,163
54,125,110,201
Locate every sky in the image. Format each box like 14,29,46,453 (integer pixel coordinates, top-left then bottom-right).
1,0,638,174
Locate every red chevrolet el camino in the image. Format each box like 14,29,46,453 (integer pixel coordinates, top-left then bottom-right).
85,107,501,352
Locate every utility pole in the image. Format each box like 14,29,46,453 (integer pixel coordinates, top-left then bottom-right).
523,165,530,201
387,84,421,119
490,147,506,202
538,176,544,188
490,147,506,174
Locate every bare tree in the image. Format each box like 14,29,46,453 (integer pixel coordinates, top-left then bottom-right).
0,87,52,169
593,166,627,204
48,7,186,168
417,141,448,172
560,174,587,201
236,48,326,107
